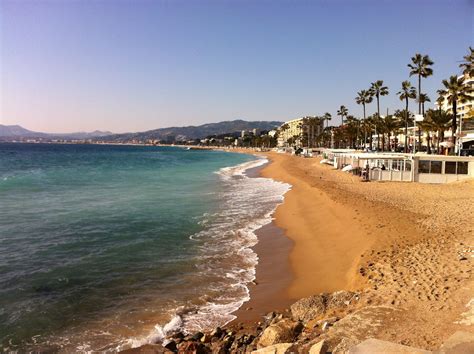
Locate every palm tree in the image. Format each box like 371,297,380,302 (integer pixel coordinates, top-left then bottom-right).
416,93,431,150
408,53,434,115
381,115,401,151
345,115,360,148
418,93,430,116
300,116,323,148
459,47,474,77
397,80,417,152
365,114,378,150
438,75,472,152
355,89,373,148
323,112,332,128
424,109,452,154
369,80,389,151
337,105,348,126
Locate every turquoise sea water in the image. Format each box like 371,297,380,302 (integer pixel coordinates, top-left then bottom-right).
0,143,290,352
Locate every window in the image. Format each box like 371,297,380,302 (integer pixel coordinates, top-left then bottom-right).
445,161,456,174
419,160,430,173
405,160,412,171
431,161,442,174
457,162,468,175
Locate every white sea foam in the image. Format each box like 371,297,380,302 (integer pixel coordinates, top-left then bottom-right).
126,156,291,349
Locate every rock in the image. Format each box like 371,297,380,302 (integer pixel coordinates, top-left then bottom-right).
211,327,223,338
192,331,204,341
290,294,327,322
163,339,177,352
200,334,209,343
120,344,173,353
257,318,303,348
327,291,358,309
172,332,184,341
309,340,328,354
438,331,474,353
178,341,211,353
348,338,431,353
252,342,295,353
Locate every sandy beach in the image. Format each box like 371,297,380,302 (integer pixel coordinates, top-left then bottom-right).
233,150,474,350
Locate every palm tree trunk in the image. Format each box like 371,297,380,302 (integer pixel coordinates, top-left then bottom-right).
404,98,408,153
452,100,457,154
376,94,380,151
363,104,367,148
418,74,421,114
437,130,441,154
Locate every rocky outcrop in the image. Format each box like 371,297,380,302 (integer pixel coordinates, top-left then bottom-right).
348,338,432,354
257,318,303,348
309,340,328,354
291,294,327,322
251,343,295,353
290,291,359,322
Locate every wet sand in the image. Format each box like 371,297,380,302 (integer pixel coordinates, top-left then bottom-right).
232,222,294,323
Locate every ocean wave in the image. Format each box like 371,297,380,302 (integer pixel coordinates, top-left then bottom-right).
127,156,291,349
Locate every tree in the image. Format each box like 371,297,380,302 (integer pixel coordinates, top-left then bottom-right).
369,80,389,150
459,47,474,77
323,112,332,128
418,93,430,116
345,115,360,148
408,53,434,115
438,75,472,152
336,105,348,126
355,89,373,148
299,116,323,148
397,81,417,152
380,115,401,151
424,109,452,154
417,93,431,150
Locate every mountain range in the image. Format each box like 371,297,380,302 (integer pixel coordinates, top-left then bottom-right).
0,120,282,142
0,125,112,140
99,120,282,142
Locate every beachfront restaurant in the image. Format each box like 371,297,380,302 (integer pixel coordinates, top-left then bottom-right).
321,149,474,183
414,155,473,183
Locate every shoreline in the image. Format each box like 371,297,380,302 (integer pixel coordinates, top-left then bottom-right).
123,149,473,353
230,160,295,324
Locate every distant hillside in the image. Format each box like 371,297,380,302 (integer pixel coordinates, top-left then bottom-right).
0,124,112,140
99,120,283,142
0,125,47,138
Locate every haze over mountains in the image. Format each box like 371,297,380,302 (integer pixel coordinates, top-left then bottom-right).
0,120,282,142
101,120,282,142
0,125,112,140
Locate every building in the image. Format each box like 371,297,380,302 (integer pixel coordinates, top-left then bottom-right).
277,118,304,147
322,149,474,184
277,117,325,147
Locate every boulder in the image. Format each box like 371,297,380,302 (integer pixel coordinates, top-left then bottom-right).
252,342,295,353
258,318,303,348
178,340,211,353
290,294,327,322
309,340,328,354
348,339,431,354
326,291,358,310
438,331,474,353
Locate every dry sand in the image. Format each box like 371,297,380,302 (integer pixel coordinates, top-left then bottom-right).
239,150,474,350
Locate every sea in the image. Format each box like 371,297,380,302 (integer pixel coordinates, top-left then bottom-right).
0,143,290,352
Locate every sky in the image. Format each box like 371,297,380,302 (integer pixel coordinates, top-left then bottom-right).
0,0,472,133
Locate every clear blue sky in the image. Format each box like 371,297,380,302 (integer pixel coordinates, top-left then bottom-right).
1,0,472,133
